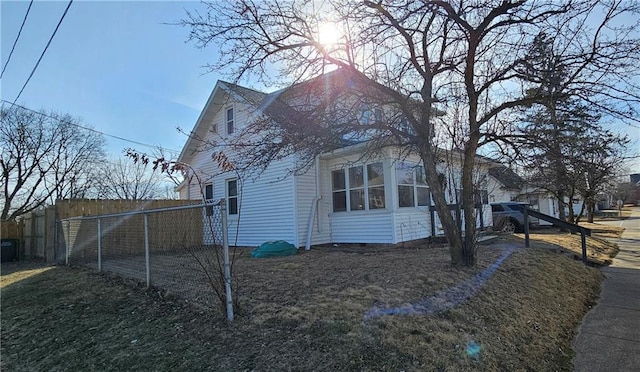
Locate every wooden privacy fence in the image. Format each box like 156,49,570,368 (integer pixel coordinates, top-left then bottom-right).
1,219,23,240
1,219,25,262
3,199,200,262
55,199,200,220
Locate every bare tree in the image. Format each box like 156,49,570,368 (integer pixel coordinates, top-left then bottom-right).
614,181,639,206
180,0,640,266
94,157,165,200
1,104,106,221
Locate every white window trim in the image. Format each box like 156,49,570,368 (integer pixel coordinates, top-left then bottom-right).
226,106,235,136
397,162,430,208
331,162,386,213
204,183,214,216
226,178,238,216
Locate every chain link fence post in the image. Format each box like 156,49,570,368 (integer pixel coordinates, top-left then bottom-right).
97,218,102,271
220,201,233,321
65,220,70,266
144,213,150,288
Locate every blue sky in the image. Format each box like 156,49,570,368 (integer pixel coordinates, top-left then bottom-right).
1,0,638,172
1,0,222,158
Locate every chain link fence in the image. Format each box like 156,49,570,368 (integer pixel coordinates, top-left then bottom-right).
58,201,233,316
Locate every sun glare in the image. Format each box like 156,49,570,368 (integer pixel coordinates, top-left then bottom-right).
317,22,341,46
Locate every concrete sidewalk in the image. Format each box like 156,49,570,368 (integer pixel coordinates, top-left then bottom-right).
573,207,640,372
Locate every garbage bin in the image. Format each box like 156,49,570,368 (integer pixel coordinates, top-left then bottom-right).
1,239,19,262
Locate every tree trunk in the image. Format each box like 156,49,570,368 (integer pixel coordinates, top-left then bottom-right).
460,133,480,267
420,148,465,266
587,201,595,223
557,190,567,221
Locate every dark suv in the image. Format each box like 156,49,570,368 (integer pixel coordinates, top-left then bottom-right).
490,202,539,233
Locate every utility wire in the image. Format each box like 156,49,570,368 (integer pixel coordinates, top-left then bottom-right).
13,0,73,104
1,100,181,154
1,0,33,79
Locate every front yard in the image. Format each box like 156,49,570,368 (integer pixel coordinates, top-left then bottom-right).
516,224,621,266
1,235,610,371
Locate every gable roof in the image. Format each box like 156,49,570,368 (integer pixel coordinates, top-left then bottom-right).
178,68,448,166
489,165,525,190
178,69,358,164
177,80,272,165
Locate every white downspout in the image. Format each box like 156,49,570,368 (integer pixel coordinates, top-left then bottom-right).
305,156,322,250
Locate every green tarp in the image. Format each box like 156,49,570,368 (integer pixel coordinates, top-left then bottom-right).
251,240,297,258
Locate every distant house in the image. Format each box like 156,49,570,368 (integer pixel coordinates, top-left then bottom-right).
487,165,525,203
486,163,591,223
176,70,493,248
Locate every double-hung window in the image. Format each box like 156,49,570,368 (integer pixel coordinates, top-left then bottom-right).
204,183,213,216
226,179,238,215
397,162,430,207
226,107,234,135
331,162,385,212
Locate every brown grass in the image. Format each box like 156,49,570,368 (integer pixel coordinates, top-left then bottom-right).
591,209,632,221
515,229,620,266
1,239,603,371
578,221,625,238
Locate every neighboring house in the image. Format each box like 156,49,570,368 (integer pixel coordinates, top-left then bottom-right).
487,164,556,225
176,70,493,248
486,163,587,224
486,165,524,203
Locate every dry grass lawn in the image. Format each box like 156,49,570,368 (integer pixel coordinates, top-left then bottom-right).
1,237,604,371
591,209,632,221
515,224,621,266
578,221,625,238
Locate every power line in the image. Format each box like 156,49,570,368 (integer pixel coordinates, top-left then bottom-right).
13,0,73,103
1,100,181,154
1,0,33,79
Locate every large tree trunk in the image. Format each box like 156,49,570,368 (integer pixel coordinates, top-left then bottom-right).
420,148,465,266
460,135,480,267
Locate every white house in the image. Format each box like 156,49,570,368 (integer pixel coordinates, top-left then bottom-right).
486,163,582,225
486,165,524,203
176,71,493,248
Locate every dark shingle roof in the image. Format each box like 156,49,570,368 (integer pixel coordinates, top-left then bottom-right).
489,165,525,190
223,82,268,107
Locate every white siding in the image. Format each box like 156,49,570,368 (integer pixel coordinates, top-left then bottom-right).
393,210,431,243
180,103,258,202
537,196,556,226
295,160,332,247
179,96,298,247
487,176,518,203
330,212,395,243
221,157,297,247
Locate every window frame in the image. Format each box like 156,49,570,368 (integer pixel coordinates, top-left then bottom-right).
396,162,430,208
358,104,384,125
204,183,214,216
331,162,385,213
226,106,235,135
226,178,238,216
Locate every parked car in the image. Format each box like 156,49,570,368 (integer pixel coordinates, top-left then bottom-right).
491,202,539,233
